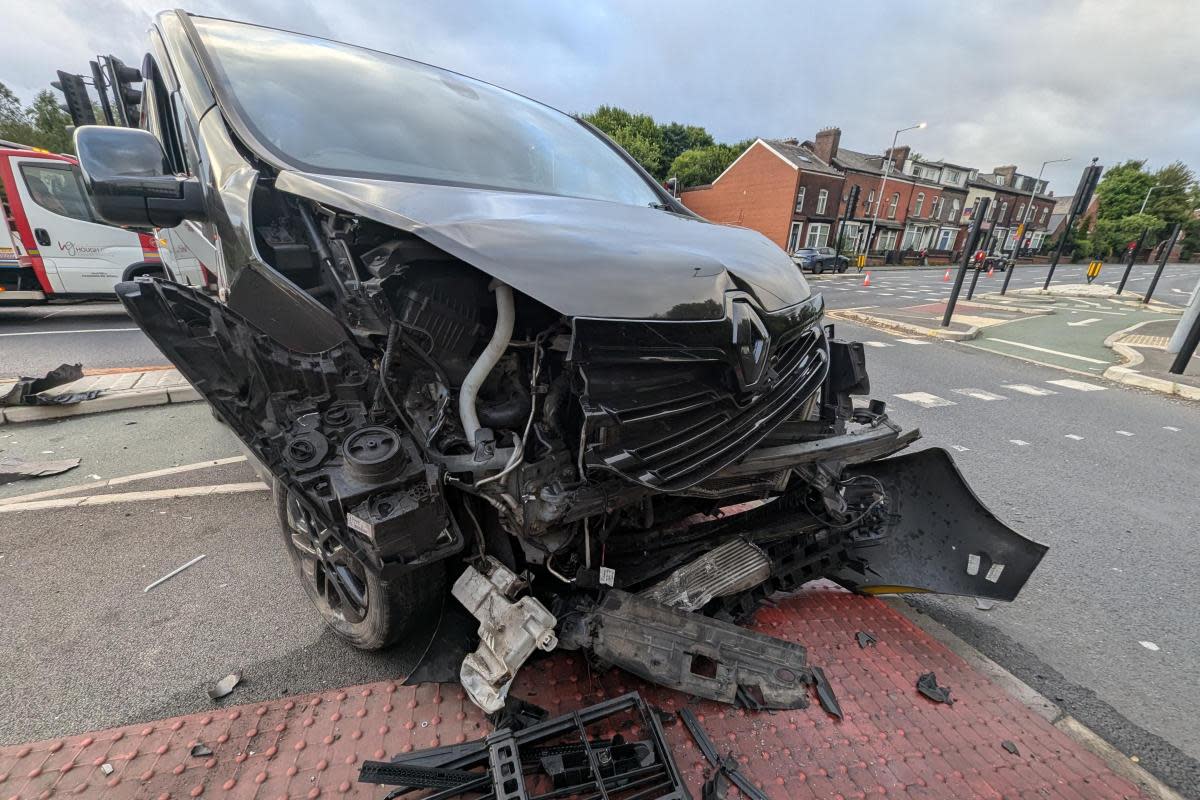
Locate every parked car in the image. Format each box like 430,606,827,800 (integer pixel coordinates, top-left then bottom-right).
792,246,849,273
73,11,1045,714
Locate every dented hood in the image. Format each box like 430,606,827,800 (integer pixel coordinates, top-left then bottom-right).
275,171,811,320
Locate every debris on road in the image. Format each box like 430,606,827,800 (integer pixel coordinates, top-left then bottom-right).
1139,641,1160,651
0,363,102,406
917,672,955,705
1001,740,1021,756
0,456,81,481
680,707,771,800
99,763,114,776
855,631,878,648
143,554,207,593
359,692,687,799
189,744,213,757
811,665,844,720
976,597,996,611
207,671,242,701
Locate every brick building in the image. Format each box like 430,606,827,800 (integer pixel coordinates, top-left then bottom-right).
681,124,1062,264
969,166,1056,255
678,138,844,252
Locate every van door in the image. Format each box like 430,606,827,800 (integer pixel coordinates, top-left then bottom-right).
11,157,143,295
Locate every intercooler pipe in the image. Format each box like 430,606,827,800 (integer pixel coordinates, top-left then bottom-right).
459,281,515,444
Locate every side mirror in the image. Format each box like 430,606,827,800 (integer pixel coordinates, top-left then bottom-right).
74,126,206,229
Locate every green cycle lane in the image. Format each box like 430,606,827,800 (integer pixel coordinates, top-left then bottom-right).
964,297,1181,374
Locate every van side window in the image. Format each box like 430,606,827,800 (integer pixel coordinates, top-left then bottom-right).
19,164,95,223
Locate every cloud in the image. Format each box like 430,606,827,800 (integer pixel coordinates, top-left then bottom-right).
2,0,1196,194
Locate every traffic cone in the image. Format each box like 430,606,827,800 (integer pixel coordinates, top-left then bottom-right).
862,272,871,287
943,269,951,282
987,265,995,277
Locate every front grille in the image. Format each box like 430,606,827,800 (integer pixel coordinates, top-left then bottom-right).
574,297,828,492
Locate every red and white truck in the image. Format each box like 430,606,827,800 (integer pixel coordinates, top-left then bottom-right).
0,143,203,304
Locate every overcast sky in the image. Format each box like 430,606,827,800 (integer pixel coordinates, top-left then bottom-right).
2,0,1196,194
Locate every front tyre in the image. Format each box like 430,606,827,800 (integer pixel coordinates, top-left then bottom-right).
273,481,443,649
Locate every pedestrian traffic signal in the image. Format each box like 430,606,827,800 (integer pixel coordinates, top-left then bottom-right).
51,70,96,127
107,56,143,127
845,185,861,217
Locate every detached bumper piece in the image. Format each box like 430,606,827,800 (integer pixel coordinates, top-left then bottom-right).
358,692,688,800
574,590,817,711
833,447,1049,601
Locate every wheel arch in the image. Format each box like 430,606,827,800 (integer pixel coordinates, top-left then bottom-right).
121,261,166,282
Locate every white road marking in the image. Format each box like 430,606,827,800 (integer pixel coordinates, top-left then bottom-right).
894,392,956,408
1066,318,1102,327
1163,426,1180,432
1009,439,1031,446
1065,434,1085,440
0,482,269,513
862,341,893,348
880,292,895,296
0,456,249,506
896,338,930,345
951,445,970,452
0,327,141,338
1047,378,1107,392
988,338,1110,365
953,388,1007,401
1116,430,1135,436
1002,384,1058,396
1140,641,1160,652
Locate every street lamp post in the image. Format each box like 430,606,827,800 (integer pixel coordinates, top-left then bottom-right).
864,122,925,261
1000,156,1070,295
1139,185,1161,215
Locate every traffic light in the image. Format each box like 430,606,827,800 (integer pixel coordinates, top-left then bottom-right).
107,55,143,127
89,60,116,126
845,185,861,217
51,70,96,127
1071,160,1102,217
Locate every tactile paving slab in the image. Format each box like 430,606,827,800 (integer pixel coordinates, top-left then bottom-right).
0,585,1146,799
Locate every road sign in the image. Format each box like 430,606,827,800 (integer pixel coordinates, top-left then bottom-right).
1086,261,1103,283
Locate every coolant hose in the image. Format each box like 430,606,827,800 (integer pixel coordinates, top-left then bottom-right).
459,281,515,443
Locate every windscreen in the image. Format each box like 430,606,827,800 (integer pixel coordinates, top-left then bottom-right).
191,17,663,207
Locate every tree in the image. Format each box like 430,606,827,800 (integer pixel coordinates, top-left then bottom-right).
0,81,75,153
1145,161,1196,228
582,105,664,177
659,122,714,172
1095,160,1154,220
28,90,73,153
1092,212,1166,258
666,143,743,188
0,81,37,146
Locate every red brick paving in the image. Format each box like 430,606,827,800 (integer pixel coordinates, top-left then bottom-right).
0,585,1146,799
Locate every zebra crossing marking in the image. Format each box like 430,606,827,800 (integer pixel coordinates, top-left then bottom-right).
894,392,956,408
1047,378,1107,392
1002,384,1058,396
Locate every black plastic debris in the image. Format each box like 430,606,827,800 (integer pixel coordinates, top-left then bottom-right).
360,692,687,800
190,744,213,758
0,363,101,406
207,671,242,700
701,764,729,800
679,707,771,800
1001,740,1020,756
0,457,81,481
487,697,548,732
855,631,877,648
916,672,955,705
811,666,844,720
